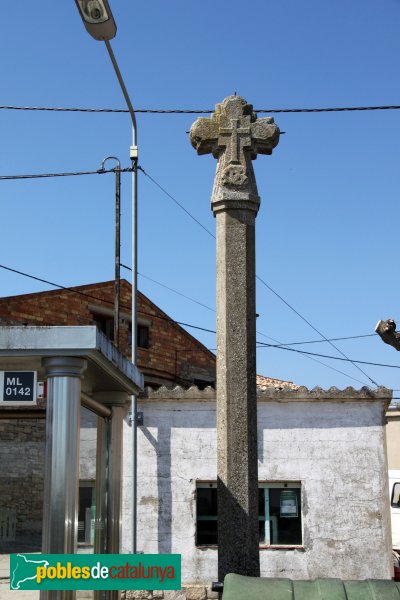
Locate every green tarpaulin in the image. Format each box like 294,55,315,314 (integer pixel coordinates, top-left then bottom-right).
222,574,400,600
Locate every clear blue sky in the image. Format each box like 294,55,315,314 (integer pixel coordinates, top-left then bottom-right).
1,0,400,392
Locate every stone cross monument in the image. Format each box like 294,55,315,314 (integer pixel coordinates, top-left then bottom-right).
190,96,280,581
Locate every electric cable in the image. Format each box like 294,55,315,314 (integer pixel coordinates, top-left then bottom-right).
0,167,132,181
135,270,215,313
137,166,380,386
0,263,215,335
254,332,370,387
256,274,379,387
138,166,215,240
257,342,400,370
0,156,380,385
0,263,395,375
0,161,388,384
1,104,400,114
122,265,375,386
255,332,369,386
134,283,376,382
125,265,377,348
268,333,377,346
0,164,386,380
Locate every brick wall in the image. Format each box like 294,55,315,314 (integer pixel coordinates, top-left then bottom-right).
0,280,216,388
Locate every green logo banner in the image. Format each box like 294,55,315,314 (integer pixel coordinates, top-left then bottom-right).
10,554,181,591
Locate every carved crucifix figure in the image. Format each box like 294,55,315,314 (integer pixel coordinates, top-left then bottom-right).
190,96,280,582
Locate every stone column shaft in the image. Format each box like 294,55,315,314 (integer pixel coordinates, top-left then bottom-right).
216,207,259,579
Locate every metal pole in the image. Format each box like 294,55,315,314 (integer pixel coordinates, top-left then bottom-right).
104,39,139,555
81,391,112,419
107,406,124,600
131,137,138,554
104,41,137,132
115,167,121,347
40,357,87,600
100,156,121,349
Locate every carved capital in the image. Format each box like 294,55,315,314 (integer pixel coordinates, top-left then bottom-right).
190,95,280,213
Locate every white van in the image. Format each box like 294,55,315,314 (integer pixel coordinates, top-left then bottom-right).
389,470,400,550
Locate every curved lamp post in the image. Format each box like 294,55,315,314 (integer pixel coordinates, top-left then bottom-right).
75,0,139,554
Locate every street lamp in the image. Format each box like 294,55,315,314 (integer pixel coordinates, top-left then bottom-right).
75,0,139,554
75,0,116,40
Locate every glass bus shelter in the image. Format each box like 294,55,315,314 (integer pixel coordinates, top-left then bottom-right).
0,326,143,600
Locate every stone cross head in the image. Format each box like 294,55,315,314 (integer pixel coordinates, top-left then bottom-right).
190,95,280,212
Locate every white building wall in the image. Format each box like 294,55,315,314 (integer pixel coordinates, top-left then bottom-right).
122,386,392,583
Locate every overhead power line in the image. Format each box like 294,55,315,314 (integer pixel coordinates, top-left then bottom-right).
1,263,396,374
0,158,382,387
1,104,400,114
268,333,377,347
0,157,373,384
121,264,373,386
0,167,133,181
257,342,400,370
138,165,380,387
135,269,215,313
129,264,377,385
252,325,369,386
0,263,215,336
258,105,400,114
138,166,215,239
256,274,379,387
123,264,376,347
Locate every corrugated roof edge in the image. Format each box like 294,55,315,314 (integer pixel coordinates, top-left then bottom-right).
140,384,392,402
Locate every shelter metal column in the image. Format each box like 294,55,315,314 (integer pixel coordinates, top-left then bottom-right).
93,393,126,600
40,356,87,600
94,416,108,600
107,406,124,600
94,416,108,556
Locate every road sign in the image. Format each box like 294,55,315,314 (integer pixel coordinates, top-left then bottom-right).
0,371,37,405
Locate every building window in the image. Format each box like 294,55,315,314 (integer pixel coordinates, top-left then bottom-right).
259,483,302,546
128,323,150,349
92,313,114,341
78,482,95,546
137,325,150,349
196,482,302,547
391,482,400,508
196,483,218,545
